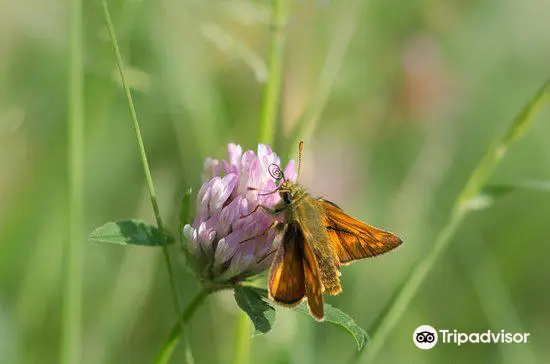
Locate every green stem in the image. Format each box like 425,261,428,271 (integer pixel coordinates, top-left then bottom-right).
258,0,291,145
232,312,251,364
101,0,182,319
155,288,210,364
360,80,550,364
61,0,84,362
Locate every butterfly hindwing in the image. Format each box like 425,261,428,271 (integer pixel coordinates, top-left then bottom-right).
301,236,324,320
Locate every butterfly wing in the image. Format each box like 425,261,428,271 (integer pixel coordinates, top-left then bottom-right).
301,235,324,320
268,222,325,319
268,223,306,306
295,197,343,297
319,199,402,265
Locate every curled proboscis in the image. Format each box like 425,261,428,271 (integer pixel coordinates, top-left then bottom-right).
268,163,285,182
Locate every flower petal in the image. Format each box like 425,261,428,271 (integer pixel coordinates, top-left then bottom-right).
238,150,261,196
223,143,242,174
219,251,254,281
202,157,220,182
209,173,238,213
184,143,294,284
228,143,242,167
213,236,236,267
219,196,248,235
197,222,216,257
284,159,296,182
183,224,202,258
257,143,280,171
196,177,216,215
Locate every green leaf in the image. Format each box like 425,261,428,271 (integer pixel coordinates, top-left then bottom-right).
490,180,550,193
233,286,276,336
178,188,193,227
249,287,368,350
458,81,550,204
465,185,514,211
89,219,174,247
294,302,369,351
466,180,550,211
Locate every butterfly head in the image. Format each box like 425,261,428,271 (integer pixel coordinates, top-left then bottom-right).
264,142,306,205
266,163,304,206
278,181,305,205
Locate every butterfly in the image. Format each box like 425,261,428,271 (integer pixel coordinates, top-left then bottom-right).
249,142,402,320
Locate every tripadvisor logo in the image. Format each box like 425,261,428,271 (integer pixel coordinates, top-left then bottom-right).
413,325,530,350
413,325,438,349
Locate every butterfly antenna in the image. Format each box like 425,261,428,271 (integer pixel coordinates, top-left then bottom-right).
297,141,304,180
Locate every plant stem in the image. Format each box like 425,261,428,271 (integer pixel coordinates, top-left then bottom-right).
61,0,84,362
360,80,550,364
233,312,252,364
155,288,210,364
101,0,182,320
258,0,291,145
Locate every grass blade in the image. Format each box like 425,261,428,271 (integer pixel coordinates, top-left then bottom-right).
258,0,292,145
360,80,550,364
61,0,84,361
458,81,550,206
100,0,183,333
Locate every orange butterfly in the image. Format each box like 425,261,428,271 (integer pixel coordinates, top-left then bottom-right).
252,142,402,320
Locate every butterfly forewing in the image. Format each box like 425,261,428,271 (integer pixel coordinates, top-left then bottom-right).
320,199,402,264
297,197,343,296
268,224,306,305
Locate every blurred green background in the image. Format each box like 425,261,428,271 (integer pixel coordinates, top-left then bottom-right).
1,0,550,363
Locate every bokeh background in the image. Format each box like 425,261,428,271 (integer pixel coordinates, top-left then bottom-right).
1,0,550,363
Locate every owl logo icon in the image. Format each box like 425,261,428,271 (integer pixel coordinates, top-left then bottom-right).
413,325,438,349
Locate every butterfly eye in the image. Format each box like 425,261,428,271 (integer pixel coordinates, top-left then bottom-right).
283,192,292,204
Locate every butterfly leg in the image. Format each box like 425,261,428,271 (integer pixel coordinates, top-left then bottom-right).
254,224,286,264
255,249,277,264
240,204,261,218
238,221,278,244
259,204,286,215
240,203,284,219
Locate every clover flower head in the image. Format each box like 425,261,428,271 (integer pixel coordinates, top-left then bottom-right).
183,143,295,284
